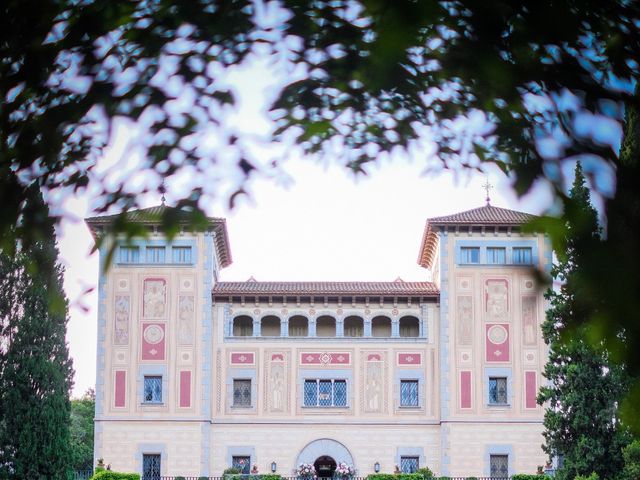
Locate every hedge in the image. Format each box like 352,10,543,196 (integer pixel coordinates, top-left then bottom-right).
512,475,551,480
89,471,140,480
367,474,424,480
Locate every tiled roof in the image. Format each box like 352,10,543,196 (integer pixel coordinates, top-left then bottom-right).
212,281,439,296
427,204,536,225
417,204,538,269
85,205,232,268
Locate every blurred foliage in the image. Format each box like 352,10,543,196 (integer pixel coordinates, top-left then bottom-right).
2,0,640,424
621,439,640,480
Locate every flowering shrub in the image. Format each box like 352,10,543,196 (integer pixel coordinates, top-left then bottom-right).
297,463,317,479
335,462,356,479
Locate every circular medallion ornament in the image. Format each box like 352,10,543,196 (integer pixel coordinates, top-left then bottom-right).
488,325,508,345
182,353,190,361
281,308,288,315
254,309,261,315
309,308,316,315
461,280,469,289
392,308,399,316
118,280,128,290
143,325,164,344
525,280,534,289
462,353,470,361
336,308,343,315
526,353,535,362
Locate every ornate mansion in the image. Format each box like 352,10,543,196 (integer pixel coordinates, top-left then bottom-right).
86,202,550,479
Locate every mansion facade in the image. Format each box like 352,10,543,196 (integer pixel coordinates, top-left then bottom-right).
86,203,550,478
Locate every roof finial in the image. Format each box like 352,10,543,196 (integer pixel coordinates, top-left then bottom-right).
482,179,493,206
159,181,166,207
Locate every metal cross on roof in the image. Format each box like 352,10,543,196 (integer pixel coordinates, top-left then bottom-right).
159,181,166,206
482,179,493,205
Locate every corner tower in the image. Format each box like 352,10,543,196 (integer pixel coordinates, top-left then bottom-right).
418,203,550,477
86,206,231,477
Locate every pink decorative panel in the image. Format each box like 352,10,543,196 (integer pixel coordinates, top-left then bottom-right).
179,370,191,408
367,353,381,361
460,371,472,409
114,370,126,408
230,352,255,365
398,353,422,365
271,353,284,362
525,371,537,409
300,352,350,365
485,324,510,362
141,323,166,361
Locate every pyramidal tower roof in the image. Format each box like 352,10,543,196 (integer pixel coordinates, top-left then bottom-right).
85,204,232,268
417,204,538,269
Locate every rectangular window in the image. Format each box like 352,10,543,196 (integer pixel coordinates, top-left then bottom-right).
489,377,508,405
232,456,251,474
487,247,506,264
143,376,162,404
142,454,161,480
512,247,533,264
303,379,347,407
233,379,252,407
400,380,419,407
119,246,139,263
490,454,509,477
172,246,192,263
460,247,480,264
146,246,166,263
400,456,419,473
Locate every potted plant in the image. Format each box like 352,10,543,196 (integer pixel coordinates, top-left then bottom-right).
335,462,355,480
297,463,317,480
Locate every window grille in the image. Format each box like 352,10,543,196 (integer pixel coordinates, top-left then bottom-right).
400,456,419,473
119,246,139,263
513,247,533,264
142,454,161,480
143,376,162,403
490,454,509,477
487,247,506,264
303,379,347,407
489,377,508,405
232,456,251,474
460,247,480,264
172,246,192,263
233,379,252,407
146,246,166,263
400,380,419,407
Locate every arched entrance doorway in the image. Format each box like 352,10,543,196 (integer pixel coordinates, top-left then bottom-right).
296,439,355,476
314,456,337,479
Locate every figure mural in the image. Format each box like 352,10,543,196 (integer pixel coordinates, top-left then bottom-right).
485,279,509,322
178,295,195,345
457,296,473,345
364,355,384,413
270,364,285,412
114,295,130,344
522,296,537,345
143,279,166,318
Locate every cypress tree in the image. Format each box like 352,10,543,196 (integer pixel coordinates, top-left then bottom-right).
0,185,74,479
538,162,630,480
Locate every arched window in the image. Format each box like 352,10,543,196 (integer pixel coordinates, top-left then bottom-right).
232,315,253,337
344,316,364,337
289,315,308,337
399,316,420,337
261,315,281,336
372,316,392,337
316,315,336,337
